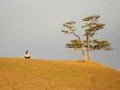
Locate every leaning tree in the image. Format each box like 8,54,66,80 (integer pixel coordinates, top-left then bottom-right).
62,21,87,60
62,15,112,60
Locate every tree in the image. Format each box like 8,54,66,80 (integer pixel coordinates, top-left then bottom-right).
62,21,87,60
82,15,112,60
62,15,112,60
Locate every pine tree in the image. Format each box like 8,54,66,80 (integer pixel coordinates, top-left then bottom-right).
62,21,87,60
62,15,112,60
82,15,112,60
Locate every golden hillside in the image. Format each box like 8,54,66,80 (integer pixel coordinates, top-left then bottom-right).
0,58,120,90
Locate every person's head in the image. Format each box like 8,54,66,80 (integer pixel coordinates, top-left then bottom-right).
25,50,29,54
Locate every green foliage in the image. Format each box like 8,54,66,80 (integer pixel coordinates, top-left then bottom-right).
66,40,82,49
82,15,105,37
62,21,76,34
91,39,112,50
82,39,112,51
83,15,100,21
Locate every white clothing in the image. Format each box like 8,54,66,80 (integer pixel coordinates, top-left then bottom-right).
25,53,30,57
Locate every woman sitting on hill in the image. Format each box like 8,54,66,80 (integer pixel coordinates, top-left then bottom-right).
24,50,31,59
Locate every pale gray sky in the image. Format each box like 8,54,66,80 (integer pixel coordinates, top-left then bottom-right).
0,0,120,70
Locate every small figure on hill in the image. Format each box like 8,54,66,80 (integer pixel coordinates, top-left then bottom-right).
24,50,31,59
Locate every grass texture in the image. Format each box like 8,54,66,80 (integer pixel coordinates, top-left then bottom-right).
0,58,120,90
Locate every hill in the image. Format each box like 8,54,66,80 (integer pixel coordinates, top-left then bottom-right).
0,58,120,90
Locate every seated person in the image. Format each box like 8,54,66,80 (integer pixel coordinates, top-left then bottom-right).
24,50,31,59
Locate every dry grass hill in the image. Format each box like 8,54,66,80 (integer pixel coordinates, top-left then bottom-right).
0,58,120,90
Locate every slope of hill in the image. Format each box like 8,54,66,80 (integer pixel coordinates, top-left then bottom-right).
0,58,120,90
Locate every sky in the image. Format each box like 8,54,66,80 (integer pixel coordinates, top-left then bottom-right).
0,0,120,70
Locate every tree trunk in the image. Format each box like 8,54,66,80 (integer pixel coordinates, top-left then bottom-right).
79,39,87,60
72,32,87,60
82,46,87,60
87,35,91,60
